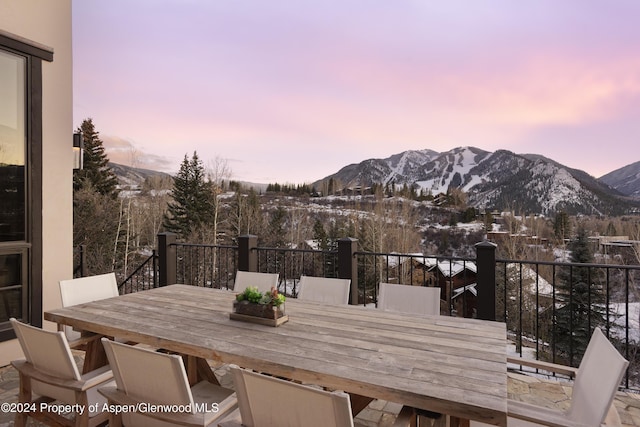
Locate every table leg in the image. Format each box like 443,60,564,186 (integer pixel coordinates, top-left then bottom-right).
450,417,470,427
82,337,108,374
183,355,221,386
348,393,374,416
197,357,221,385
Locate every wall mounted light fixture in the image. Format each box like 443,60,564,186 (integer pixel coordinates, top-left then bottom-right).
73,132,83,170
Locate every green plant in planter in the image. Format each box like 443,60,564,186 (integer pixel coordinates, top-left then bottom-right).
236,286,285,307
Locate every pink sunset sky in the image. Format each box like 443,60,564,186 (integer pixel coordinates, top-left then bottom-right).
73,1,640,184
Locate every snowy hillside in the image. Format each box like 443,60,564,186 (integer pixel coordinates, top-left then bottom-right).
600,160,640,199
316,147,635,216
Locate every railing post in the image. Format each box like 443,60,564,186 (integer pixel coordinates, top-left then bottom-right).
158,232,177,286
338,237,359,305
79,244,88,277
475,240,497,321
238,235,258,272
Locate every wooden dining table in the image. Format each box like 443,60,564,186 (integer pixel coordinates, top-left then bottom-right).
44,284,507,426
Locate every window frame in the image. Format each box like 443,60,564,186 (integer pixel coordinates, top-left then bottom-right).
0,31,51,341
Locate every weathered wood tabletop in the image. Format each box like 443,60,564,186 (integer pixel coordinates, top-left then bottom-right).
45,284,507,426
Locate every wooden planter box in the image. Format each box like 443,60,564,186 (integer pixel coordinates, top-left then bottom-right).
229,300,288,327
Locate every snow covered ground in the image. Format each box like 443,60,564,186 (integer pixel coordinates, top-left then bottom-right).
610,302,640,343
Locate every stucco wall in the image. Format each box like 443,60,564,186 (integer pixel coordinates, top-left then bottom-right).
0,0,73,366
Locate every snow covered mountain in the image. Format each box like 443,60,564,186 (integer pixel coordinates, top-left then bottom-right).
316,147,635,216
599,161,640,199
108,162,172,188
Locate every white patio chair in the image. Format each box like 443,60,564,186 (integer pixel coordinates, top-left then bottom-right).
378,282,441,316
218,365,416,427
9,318,114,427
297,275,351,305
59,272,119,344
233,271,279,294
99,338,237,427
471,327,628,427
377,283,444,425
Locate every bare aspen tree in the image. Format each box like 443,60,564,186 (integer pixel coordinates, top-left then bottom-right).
206,156,232,267
388,198,423,283
228,192,247,238
112,196,124,272
362,191,389,254
629,219,640,265
141,175,172,246
393,199,421,254
122,147,140,276
228,188,263,239
287,206,309,248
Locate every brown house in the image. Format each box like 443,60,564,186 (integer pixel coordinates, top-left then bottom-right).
389,257,478,316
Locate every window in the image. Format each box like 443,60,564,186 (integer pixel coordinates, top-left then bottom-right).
0,49,26,241
0,31,52,341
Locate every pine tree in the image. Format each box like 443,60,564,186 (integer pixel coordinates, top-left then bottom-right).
73,118,119,197
163,152,214,239
554,227,609,364
483,211,494,232
554,211,571,242
264,207,287,247
72,118,121,274
312,219,329,250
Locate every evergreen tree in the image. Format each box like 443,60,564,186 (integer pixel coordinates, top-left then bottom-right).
73,118,119,197
554,227,608,364
553,211,571,242
163,152,214,239
461,207,476,223
312,219,329,250
264,207,287,247
483,211,494,232
72,118,121,275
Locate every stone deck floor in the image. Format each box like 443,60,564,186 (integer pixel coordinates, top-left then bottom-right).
2,358,640,427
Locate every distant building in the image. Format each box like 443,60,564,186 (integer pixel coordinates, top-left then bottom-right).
388,256,478,317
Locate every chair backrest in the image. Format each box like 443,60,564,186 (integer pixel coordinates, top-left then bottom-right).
297,276,351,305
234,271,279,294
101,338,195,412
377,283,440,316
10,318,81,381
230,365,354,427
59,272,119,307
567,327,629,425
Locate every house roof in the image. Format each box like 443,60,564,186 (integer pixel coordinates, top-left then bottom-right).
429,259,477,277
383,253,479,282
508,263,554,297
387,255,477,277
452,283,477,299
